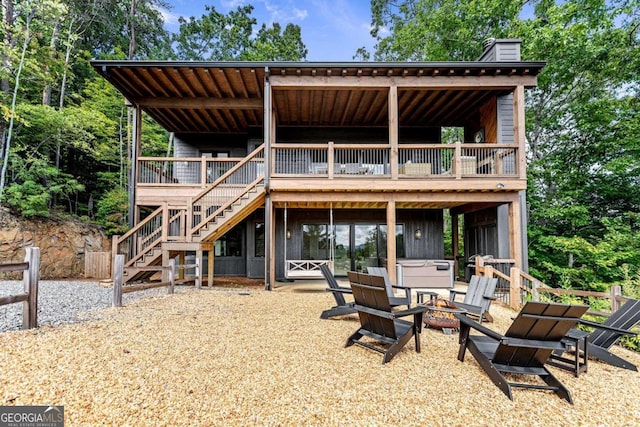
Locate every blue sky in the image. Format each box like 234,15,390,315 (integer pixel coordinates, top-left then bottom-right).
162,0,379,61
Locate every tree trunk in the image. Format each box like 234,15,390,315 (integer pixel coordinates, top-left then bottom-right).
1,1,32,200
0,0,15,195
42,20,60,106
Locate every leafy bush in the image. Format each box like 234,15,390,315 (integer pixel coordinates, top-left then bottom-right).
95,187,130,235
3,156,84,217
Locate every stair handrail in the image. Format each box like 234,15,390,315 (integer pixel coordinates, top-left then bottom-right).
191,144,265,203
189,176,264,239
112,205,165,266
189,144,265,238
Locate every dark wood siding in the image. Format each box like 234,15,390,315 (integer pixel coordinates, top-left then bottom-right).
273,208,444,279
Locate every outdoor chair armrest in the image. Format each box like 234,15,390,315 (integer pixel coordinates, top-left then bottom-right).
391,285,413,302
392,305,427,319
455,313,502,341
577,319,638,336
326,287,352,294
449,289,467,301
500,337,566,351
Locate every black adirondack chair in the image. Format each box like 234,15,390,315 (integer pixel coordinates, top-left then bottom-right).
366,266,412,308
449,275,498,323
320,264,357,319
456,301,589,404
551,298,640,373
345,281,427,363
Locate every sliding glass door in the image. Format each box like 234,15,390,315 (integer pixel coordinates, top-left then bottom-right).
302,223,404,277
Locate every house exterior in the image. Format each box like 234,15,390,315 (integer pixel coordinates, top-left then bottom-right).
92,39,544,290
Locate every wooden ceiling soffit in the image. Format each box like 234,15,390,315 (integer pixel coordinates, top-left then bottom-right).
134,97,263,109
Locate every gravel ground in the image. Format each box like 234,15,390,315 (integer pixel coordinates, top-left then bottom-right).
0,283,639,426
0,280,175,332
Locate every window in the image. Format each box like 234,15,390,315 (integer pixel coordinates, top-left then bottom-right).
254,222,265,257
214,227,242,257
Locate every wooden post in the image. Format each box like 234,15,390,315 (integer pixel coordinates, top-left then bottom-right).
168,258,175,294
510,266,522,309
452,213,459,279
113,254,124,307
23,247,40,329
454,141,462,179
508,196,523,270
475,256,484,276
386,201,397,285
388,85,399,179
111,235,119,278
327,141,335,178
611,285,621,312
484,265,494,279
208,248,214,287
532,280,540,302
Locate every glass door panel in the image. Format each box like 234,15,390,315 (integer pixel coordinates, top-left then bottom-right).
302,224,328,260
354,225,378,272
332,225,350,277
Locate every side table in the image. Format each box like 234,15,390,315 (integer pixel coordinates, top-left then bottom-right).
416,290,439,304
548,329,589,377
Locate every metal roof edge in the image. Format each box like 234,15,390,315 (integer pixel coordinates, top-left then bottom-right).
90,59,546,70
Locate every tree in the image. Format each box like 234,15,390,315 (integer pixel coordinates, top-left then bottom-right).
370,0,522,61
172,4,307,61
368,0,640,291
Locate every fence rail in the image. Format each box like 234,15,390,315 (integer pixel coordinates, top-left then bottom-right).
474,257,630,320
112,255,201,307
0,247,40,329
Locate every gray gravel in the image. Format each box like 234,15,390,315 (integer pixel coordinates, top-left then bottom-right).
0,280,180,332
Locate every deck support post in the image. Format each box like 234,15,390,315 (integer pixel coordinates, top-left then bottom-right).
386,201,397,285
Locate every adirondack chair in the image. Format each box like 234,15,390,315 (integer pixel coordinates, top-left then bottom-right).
456,301,589,404
449,275,498,322
320,264,357,319
346,281,427,363
551,298,640,373
366,266,412,308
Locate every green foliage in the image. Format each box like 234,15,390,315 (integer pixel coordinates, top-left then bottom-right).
4,155,84,217
95,187,130,235
172,4,307,61
370,0,522,61
531,216,640,292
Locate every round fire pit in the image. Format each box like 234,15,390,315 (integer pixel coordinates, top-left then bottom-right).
421,298,465,330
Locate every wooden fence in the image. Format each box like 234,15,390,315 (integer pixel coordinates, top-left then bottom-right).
112,254,200,307
475,257,630,319
85,251,111,279
0,247,40,329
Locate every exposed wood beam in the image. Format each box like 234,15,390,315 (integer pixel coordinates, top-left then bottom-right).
135,97,263,109
270,75,537,89
270,190,520,204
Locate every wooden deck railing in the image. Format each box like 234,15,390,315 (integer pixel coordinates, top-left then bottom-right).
137,141,521,185
272,141,519,178
138,157,241,186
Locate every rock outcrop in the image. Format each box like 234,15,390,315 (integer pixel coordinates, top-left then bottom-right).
0,207,109,279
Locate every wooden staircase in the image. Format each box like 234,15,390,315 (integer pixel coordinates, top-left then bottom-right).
113,145,265,283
